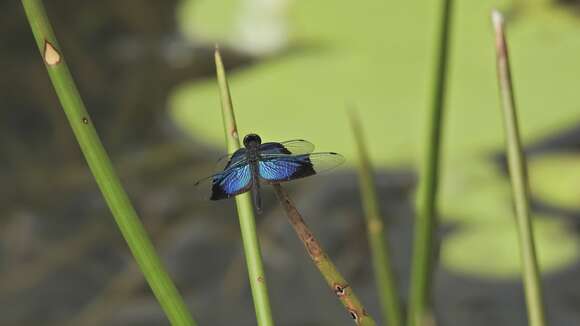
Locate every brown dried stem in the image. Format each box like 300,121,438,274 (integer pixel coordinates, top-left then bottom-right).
273,184,376,326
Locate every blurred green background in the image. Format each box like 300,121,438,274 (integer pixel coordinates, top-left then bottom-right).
173,0,580,278
2,0,580,325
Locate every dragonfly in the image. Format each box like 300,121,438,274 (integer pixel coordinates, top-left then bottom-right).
195,133,345,213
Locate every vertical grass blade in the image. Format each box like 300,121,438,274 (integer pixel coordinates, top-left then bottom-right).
273,184,377,326
214,47,275,326
408,0,454,325
491,10,547,326
20,1,196,325
350,112,403,326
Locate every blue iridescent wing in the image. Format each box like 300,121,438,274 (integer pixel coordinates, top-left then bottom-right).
258,152,344,183
214,140,311,170
259,140,315,156
214,148,248,172
209,163,253,200
194,150,250,200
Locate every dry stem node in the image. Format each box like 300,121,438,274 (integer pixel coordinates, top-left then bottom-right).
491,10,507,59
43,40,61,65
349,310,359,323
368,219,383,234
334,283,349,297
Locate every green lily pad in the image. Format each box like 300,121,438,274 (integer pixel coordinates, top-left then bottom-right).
530,153,580,210
439,159,513,223
172,0,580,167
442,216,579,278
176,0,238,43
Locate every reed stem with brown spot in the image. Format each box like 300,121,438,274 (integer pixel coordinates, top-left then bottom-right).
20,1,196,325
273,184,377,326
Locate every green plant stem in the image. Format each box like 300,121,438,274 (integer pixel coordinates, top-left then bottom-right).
20,1,196,325
408,0,453,325
350,112,403,326
492,10,547,326
214,47,274,326
273,184,377,326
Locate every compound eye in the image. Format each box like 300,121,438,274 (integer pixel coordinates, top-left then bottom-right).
243,134,262,147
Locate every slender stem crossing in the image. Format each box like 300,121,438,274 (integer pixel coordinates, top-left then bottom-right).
215,47,275,326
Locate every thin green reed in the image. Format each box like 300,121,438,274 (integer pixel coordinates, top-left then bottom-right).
214,47,275,326
408,0,454,325
350,112,403,326
20,1,196,325
491,10,547,326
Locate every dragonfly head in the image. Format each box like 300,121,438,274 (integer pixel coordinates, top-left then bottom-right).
243,133,262,148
